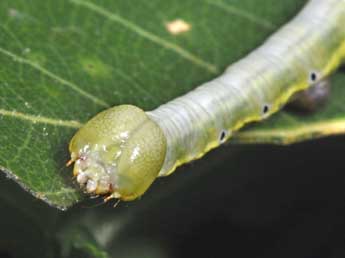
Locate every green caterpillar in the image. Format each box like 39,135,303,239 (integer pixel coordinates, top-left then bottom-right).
69,0,345,201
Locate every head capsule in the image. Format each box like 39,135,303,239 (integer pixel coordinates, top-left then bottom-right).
69,105,167,200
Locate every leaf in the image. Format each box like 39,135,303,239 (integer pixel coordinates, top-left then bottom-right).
233,72,345,144
1,0,341,209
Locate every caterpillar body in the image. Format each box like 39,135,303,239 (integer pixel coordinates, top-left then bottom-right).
69,0,345,201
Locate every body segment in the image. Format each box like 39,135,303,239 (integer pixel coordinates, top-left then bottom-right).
69,0,345,200
148,0,345,176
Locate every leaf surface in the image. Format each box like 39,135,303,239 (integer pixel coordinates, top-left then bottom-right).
3,0,342,209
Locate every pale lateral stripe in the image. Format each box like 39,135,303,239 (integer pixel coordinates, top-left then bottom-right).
0,47,109,107
69,0,219,74
207,1,275,30
0,109,82,128
234,119,345,145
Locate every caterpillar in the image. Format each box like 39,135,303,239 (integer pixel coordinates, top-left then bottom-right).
68,0,345,201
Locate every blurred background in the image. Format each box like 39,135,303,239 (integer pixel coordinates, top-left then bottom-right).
1,135,345,258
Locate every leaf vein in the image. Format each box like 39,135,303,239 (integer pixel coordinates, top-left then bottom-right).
8,127,33,165
206,1,275,30
69,0,219,74
0,47,109,107
0,109,83,128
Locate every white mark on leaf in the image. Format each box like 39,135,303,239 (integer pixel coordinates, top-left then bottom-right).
22,48,31,55
166,19,191,35
24,101,31,109
42,127,49,136
8,8,19,17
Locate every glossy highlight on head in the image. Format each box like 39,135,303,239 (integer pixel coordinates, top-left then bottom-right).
69,105,167,201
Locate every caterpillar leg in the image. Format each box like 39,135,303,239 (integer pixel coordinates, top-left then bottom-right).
287,79,331,113
103,193,121,207
103,192,121,203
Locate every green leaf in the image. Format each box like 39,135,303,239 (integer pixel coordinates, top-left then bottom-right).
2,0,342,210
233,72,345,144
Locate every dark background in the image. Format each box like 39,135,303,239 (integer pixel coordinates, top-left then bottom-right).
1,134,345,258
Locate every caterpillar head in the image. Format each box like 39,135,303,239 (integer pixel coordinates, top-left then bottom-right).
69,105,167,201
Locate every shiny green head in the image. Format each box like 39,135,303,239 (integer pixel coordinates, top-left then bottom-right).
69,105,167,200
